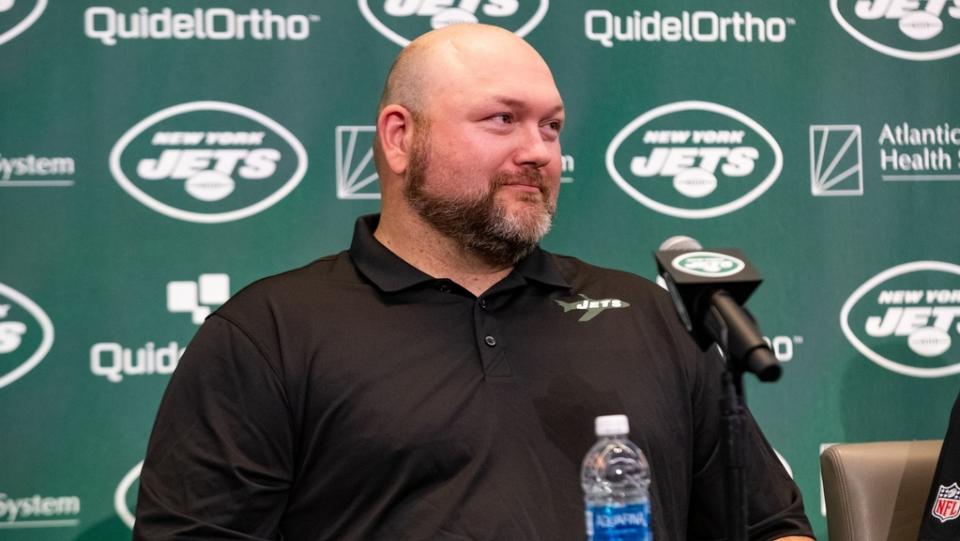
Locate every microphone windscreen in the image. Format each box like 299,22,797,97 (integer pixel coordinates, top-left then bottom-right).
659,235,702,251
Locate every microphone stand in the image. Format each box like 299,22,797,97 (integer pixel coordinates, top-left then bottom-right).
701,290,781,541
654,244,781,541
721,369,747,541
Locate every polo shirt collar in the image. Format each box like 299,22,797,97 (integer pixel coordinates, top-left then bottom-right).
349,214,571,293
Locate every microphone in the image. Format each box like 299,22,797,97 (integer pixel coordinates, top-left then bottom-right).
654,236,781,382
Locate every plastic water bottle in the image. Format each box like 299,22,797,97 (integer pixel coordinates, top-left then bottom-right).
581,414,652,541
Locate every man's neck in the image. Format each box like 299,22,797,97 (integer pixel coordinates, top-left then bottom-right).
373,214,513,297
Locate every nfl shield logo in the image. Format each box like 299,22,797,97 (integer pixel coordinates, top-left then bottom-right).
933,483,960,523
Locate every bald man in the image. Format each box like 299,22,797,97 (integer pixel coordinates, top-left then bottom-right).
134,25,814,540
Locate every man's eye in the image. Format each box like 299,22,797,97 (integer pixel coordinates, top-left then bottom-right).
492,113,513,124
540,120,563,137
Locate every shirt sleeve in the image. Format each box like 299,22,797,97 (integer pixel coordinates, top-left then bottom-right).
133,314,294,540
919,388,960,541
685,347,815,541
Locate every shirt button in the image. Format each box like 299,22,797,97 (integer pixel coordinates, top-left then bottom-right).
439,284,451,293
479,298,487,309
484,335,497,347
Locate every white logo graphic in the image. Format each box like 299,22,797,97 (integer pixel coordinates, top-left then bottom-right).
764,335,804,363
115,461,142,530
0,0,45,46
359,0,548,47
810,125,864,196
0,153,76,188
90,276,218,383
0,283,54,389
878,122,960,182
840,261,960,378
336,126,380,200
167,273,230,324
84,7,321,46
585,9,794,47
555,294,630,322
671,251,746,277
110,101,307,223
560,154,575,184
0,491,80,529
606,101,783,219
831,0,960,60
90,341,184,383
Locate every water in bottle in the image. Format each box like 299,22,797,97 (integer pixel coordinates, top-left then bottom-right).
581,414,651,541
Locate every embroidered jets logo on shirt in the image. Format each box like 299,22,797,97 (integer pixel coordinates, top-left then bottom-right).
555,294,630,322
933,482,960,523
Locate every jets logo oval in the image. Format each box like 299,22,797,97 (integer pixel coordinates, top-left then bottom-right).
672,252,746,278
110,101,308,224
0,0,46,46
606,101,782,219
831,0,960,61
115,461,142,529
358,0,549,47
840,261,960,378
0,282,54,389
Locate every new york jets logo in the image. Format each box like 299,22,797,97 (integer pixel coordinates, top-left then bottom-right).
832,0,960,60
359,0,548,46
110,101,307,223
114,461,142,529
671,252,746,278
0,283,53,389
556,294,629,322
0,0,46,46
841,261,960,378
606,101,782,219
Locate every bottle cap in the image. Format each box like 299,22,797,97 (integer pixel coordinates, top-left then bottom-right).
595,414,630,436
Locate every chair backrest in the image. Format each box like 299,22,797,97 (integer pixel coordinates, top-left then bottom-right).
820,440,943,541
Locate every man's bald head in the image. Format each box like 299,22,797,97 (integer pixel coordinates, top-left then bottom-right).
373,24,558,176
376,24,551,119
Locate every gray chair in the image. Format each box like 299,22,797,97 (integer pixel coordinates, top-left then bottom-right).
820,440,942,541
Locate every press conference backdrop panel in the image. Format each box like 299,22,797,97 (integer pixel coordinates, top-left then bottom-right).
1,1,959,538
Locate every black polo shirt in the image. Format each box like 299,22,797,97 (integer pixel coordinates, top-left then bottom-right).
134,214,813,540
920,388,960,540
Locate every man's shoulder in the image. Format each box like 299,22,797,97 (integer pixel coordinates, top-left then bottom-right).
214,250,364,323
547,252,663,295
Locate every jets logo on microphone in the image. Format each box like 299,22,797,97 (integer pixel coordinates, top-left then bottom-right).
358,0,548,47
606,101,782,219
831,0,960,60
671,251,746,278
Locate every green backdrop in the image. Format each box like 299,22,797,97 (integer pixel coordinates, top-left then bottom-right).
2,1,959,538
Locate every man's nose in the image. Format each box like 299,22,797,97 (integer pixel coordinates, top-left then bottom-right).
514,124,553,168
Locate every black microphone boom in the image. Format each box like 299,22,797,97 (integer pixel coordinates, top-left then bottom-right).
654,237,780,382
654,237,781,541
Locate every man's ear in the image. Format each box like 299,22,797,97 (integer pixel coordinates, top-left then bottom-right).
377,105,416,176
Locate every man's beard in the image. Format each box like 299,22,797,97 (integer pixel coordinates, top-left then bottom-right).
403,131,556,267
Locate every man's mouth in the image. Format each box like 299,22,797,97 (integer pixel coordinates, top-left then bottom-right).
496,170,546,195
501,183,542,193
